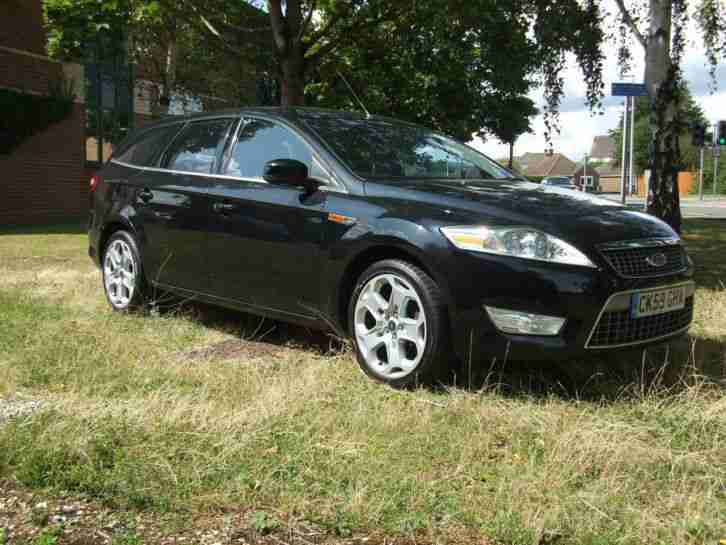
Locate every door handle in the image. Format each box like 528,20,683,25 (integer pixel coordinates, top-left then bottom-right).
139,188,154,203
213,202,239,214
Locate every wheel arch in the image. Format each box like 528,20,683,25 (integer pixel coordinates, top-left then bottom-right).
99,218,138,259
336,241,451,334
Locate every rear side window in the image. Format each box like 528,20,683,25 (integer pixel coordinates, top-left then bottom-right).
115,124,182,167
163,118,235,174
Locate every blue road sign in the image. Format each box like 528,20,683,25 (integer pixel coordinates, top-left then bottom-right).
611,82,648,97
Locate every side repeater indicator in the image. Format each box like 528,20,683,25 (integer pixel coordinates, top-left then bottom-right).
328,213,357,225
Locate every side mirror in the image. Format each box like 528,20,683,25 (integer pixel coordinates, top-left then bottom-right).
263,159,310,188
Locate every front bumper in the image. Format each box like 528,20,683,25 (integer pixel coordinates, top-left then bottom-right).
443,250,695,363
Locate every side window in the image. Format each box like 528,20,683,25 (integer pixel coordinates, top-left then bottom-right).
114,124,182,167
225,119,329,182
163,119,234,174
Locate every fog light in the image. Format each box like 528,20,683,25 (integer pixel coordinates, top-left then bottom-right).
485,306,566,336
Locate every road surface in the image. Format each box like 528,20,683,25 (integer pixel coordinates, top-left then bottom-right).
601,194,726,219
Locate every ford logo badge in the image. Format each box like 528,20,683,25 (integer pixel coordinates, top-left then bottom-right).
646,253,667,268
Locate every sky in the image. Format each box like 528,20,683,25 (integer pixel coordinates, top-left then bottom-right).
470,0,726,163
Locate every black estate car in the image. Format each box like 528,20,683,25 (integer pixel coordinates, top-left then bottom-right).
89,108,695,387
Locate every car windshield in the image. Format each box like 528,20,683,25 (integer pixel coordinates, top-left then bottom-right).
301,113,519,181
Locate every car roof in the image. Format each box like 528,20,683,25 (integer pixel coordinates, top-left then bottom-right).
135,107,424,132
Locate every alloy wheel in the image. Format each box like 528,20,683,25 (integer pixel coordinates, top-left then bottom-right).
103,239,137,308
354,273,427,379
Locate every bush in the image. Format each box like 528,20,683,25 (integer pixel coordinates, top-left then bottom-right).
0,81,75,155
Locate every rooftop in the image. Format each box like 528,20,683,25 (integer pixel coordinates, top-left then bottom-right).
590,135,616,160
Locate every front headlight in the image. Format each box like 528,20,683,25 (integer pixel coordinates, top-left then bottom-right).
440,225,596,268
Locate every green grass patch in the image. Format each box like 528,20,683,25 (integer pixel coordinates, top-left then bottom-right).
0,220,725,544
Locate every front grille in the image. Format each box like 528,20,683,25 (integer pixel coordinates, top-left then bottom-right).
587,296,693,348
600,244,686,278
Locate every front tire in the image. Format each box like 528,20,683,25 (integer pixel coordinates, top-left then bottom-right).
102,231,146,311
348,259,452,387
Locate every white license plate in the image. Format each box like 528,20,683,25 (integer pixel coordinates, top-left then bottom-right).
631,286,686,318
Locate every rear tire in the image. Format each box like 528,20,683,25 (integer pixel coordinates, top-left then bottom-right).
102,230,147,312
348,259,453,388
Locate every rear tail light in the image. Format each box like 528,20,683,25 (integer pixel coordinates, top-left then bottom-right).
90,174,100,193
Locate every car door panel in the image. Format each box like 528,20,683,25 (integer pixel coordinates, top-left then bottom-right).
206,178,328,317
136,171,212,291
134,117,236,292
205,117,334,316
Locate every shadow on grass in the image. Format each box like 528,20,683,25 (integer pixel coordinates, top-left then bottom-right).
142,217,726,401
458,336,725,402
156,298,345,357
160,298,725,402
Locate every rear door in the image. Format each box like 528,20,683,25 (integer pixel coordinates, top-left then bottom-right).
205,116,336,317
111,122,185,281
134,117,237,291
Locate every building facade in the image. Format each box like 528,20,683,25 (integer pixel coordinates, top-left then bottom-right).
572,164,601,192
590,135,616,163
518,152,578,179
0,0,164,226
0,0,87,225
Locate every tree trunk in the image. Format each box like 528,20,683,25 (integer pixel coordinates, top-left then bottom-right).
508,141,514,169
268,0,306,107
279,48,306,106
643,0,682,234
164,36,177,99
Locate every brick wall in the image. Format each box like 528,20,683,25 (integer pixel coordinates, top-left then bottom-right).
0,49,63,96
0,0,46,56
0,103,86,226
0,10,88,226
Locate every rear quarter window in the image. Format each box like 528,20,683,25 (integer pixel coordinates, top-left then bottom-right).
114,124,183,167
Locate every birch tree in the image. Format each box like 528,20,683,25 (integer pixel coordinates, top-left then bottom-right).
610,0,725,232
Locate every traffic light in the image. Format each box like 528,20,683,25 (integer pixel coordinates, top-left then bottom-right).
719,121,726,146
692,124,706,147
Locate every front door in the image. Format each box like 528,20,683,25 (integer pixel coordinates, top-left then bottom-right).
206,117,334,318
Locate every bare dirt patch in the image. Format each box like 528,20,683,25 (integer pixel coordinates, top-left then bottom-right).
0,480,460,545
179,339,287,363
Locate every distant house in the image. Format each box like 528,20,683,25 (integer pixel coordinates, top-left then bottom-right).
521,152,578,179
572,164,600,191
590,135,616,163
517,152,547,174
596,164,621,193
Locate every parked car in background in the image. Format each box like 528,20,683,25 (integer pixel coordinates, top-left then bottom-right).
541,176,576,189
89,108,695,387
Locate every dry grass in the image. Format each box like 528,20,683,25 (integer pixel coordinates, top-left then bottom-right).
0,221,725,545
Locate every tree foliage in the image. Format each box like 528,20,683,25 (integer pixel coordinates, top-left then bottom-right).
45,0,726,233
305,0,539,142
45,0,260,110
611,85,707,174
160,0,602,145
609,0,726,233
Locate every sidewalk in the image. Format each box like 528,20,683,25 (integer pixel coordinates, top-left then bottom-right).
600,193,726,218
